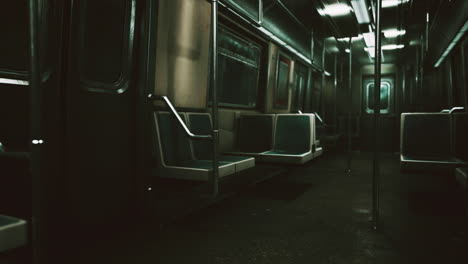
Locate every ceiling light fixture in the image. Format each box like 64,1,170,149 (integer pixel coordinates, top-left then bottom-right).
383,29,406,38
362,32,375,47
364,47,384,62
364,47,375,58
434,20,468,68
320,4,352,17
350,0,370,24
382,44,405,50
382,0,410,9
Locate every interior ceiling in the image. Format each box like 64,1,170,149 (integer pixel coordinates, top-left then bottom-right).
277,0,433,65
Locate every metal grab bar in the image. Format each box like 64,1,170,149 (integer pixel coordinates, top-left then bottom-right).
449,107,465,114
314,112,326,126
147,94,212,140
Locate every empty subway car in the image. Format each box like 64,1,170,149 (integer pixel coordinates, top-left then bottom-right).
1,0,468,263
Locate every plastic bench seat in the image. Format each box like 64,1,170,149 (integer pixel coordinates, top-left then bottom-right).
154,112,235,181
400,113,467,172
186,112,255,172
0,215,27,252
229,114,320,164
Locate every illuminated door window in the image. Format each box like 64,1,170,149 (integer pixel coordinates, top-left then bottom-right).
366,81,391,114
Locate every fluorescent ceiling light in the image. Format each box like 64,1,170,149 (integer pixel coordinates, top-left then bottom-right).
365,44,404,56
434,20,468,67
364,47,375,58
0,78,29,86
258,26,273,37
270,34,287,46
409,39,421,46
320,4,352,17
257,26,312,65
362,32,375,47
382,0,410,8
324,71,332,76
382,44,405,50
364,47,384,62
351,0,370,24
337,35,363,43
258,26,287,46
383,29,406,38
345,49,351,53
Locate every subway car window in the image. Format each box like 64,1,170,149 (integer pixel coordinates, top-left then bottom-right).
0,0,29,73
365,80,391,114
274,55,291,109
292,63,308,111
216,27,261,108
79,0,130,87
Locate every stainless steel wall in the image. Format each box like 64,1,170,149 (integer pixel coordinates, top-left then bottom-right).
154,0,211,108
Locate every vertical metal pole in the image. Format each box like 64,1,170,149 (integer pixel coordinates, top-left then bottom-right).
258,0,263,24
211,0,219,198
321,43,326,118
29,0,43,262
346,38,353,173
334,55,337,135
373,0,382,231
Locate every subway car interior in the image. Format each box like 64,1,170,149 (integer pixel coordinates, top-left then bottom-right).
1,0,468,263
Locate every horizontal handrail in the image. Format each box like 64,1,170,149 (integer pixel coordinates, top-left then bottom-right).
449,107,465,114
147,94,212,140
314,112,327,127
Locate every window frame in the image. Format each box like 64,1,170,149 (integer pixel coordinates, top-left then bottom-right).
364,78,393,114
213,25,262,109
77,0,136,94
292,62,308,111
273,53,292,109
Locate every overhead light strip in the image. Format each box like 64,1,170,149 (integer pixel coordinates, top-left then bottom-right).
319,3,352,17
382,0,410,8
363,32,375,47
0,78,29,86
383,29,406,38
365,44,404,52
258,27,312,65
434,20,468,68
351,0,370,24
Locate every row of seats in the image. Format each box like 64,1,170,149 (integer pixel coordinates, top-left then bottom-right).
154,112,254,181
228,114,323,164
153,112,323,181
400,112,468,172
400,112,468,190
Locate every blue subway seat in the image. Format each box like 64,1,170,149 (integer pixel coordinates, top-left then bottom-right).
186,112,255,172
154,112,236,181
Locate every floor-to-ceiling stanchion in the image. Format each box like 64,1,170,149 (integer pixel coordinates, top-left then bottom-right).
334,55,338,137
346,37,353,173
211,0,219,198
29,0,43,262
372,0,382,231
